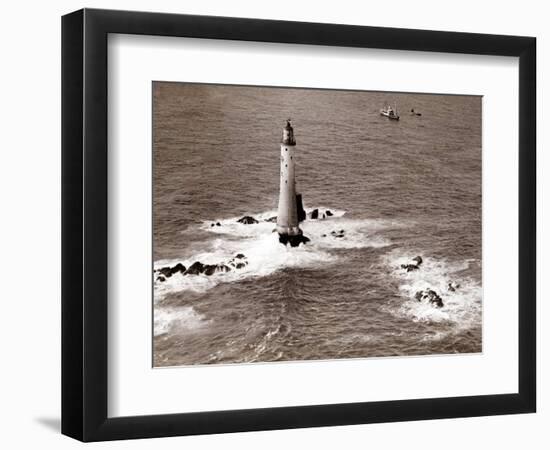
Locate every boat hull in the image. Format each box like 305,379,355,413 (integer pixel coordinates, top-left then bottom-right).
380,111,399,120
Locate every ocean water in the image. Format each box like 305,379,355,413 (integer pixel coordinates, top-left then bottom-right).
152,82,482,367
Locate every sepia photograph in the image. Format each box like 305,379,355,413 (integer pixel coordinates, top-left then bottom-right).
152,82,482,367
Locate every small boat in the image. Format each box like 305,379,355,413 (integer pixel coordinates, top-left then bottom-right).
380,105,400,120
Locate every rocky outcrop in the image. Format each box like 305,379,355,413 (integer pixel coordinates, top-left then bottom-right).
309,208,334,220
203,264,231,276
264,216,277,223
157,267,172,278
330,229,345,238
412,256,423,265
278,233,310,247
228,253,249,269
401,255,423,272
156,263,187,278
448,282,461,292
237,216,259,224
186,261,239,276
414,289,444,308
184,261,206,275
155,254,249,282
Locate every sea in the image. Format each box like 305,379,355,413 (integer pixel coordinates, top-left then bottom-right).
152,82,482,367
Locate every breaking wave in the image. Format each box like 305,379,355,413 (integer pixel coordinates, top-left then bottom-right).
381,250,482,329
154,306,208,337
154,207,393,302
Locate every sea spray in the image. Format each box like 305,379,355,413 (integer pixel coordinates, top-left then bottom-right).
155,207,395,301
382,250,482,329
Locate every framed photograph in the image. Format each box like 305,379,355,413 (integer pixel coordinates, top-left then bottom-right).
61,8,536,441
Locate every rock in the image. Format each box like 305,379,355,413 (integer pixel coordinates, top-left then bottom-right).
310,209,333,220
412,256,423,266
278,233,310,247
296,194,306,222
203,264,218,276
401,256,423,272
211,223,215,227
185,261,205,275
158,267,173,278
156,276,166,282
321,234,327,237
228,254,248,268
202,265,215,276
237,216,258,224
428,290,444,308
330,229,345,238
188,262,232,276
157,263,186,278
415,289,444,308
216,222,221,226
401,264,420,272
180,256,244,276
265,216,277,223
170,263,186,275
448,282,461,292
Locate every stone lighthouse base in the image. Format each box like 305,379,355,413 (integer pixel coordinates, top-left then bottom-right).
278,233,311,247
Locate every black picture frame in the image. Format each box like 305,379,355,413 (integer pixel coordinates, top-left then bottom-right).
61,8,536,442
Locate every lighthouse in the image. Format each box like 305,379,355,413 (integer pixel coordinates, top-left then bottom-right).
276,120,309,247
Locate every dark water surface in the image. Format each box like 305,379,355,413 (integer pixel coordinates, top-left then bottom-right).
153,82,482,367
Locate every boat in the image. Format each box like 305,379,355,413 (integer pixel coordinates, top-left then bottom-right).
380,105,400,120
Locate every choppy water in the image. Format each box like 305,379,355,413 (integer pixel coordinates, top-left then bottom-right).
153,82,482,367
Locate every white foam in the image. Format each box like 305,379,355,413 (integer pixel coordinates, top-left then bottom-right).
301,217,393,250
154,207,394,300
154,306,208,337
154,232,335,301
382,250,482,328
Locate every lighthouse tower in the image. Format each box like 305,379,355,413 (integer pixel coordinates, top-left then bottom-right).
276,120,309,247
